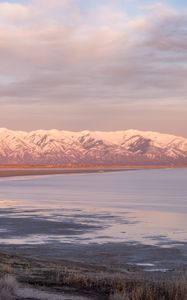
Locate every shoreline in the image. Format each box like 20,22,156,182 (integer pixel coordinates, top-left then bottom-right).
0,165,186,178
0,164,187,169
0,244,186,300
0,167,137,178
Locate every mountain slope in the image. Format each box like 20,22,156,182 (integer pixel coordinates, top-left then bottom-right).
0,128,187,166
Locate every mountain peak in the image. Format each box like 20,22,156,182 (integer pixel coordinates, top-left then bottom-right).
0,128,186,166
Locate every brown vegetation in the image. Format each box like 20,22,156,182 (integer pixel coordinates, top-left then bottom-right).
0,275,18,300
0,253,186,300
109,277,187,300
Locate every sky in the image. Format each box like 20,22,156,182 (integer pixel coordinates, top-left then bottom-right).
0,0,186,137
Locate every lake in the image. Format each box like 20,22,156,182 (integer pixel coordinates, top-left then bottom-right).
0,168,186,249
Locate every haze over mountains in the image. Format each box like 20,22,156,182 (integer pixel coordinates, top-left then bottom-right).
0,128,187,166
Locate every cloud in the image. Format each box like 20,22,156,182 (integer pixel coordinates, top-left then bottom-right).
0,3,30,22
0,0,186,134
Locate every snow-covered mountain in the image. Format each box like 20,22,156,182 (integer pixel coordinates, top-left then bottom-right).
0,128,187,166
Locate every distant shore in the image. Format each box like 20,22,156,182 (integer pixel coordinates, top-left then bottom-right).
0,167,138,178
0,165,186,178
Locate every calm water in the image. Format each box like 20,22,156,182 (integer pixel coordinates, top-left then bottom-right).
0,168,186,247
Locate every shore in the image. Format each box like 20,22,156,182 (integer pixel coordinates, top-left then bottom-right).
0,167,137,178
0,249,186,300
0,165,187,178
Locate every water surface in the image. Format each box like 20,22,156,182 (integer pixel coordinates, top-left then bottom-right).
0,168,186,248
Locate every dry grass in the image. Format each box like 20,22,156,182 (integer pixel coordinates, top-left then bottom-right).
47,267,126,292
1,264,13,274
43,266,187,300
0,275,18,300
109,277,187,300
0,252,186,300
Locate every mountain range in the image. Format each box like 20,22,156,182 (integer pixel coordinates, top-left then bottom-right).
0,128,187,166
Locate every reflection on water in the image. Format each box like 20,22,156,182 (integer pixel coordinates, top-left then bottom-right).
0,169,186,247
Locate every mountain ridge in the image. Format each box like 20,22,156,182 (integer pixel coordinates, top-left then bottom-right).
0,128,186,166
